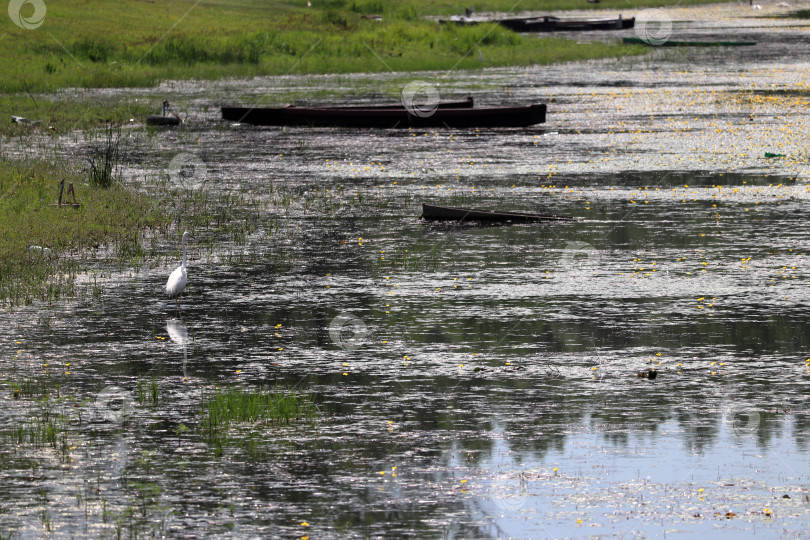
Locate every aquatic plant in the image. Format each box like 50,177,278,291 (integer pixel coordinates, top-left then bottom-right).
136,377,160,407
87,124,122,188
201,385,318,428
5,375,59,398
0,412,71,462
199,385,318,456
786,9,810,19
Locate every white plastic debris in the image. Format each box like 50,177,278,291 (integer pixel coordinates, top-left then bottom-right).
28,245,51,256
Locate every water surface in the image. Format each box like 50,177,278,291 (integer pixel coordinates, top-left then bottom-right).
2,5,810,539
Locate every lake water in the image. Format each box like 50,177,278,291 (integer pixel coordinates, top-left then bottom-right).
2,3,810,538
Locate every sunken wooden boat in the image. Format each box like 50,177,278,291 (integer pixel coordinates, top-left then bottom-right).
500,15,635,32
622,37,755,47
421,203,573,223
221,102,546,128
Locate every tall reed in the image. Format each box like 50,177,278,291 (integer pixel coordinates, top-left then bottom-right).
88,124,122,188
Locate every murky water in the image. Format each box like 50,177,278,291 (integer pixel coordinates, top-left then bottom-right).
3,5,810,539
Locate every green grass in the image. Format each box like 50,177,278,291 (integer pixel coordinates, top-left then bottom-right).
4,375,59,399
2,417,62,448
200,385,318,456
0,0,723,95
0,157,165,305
137,377,160,407
201,385,318,429
0,407,71,463
313,0,711,12
786,9,810,19
0,95,153,137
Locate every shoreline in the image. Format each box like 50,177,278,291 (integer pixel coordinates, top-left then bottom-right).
0,0,738,96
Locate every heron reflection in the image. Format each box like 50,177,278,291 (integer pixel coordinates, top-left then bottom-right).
166,318,189,380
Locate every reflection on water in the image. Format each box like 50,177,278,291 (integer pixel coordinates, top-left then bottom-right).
167,318,189,380
3,8,810,538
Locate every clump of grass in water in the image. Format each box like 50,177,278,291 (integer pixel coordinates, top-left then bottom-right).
5,375,59,399
0,414,71,463
200,385,318,455
87,124,122,188
136,377,159,407
787,9,810,19
202,385,317,428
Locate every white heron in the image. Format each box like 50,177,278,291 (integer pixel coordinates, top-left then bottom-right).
165,231,190,312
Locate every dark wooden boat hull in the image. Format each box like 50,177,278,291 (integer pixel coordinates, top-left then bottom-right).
499,15,634,32
421,203,573,223
622,37,755,47
222,98,474,125
146,115,180,126
222,103,546,128
335,97,474,109
437,17,481,26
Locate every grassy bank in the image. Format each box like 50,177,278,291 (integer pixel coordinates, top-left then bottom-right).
0,96,154,137
0,0,724,94
0,157,164,305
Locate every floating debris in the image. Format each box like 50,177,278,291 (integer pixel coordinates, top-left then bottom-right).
27,245,51,256
11,115,41,125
